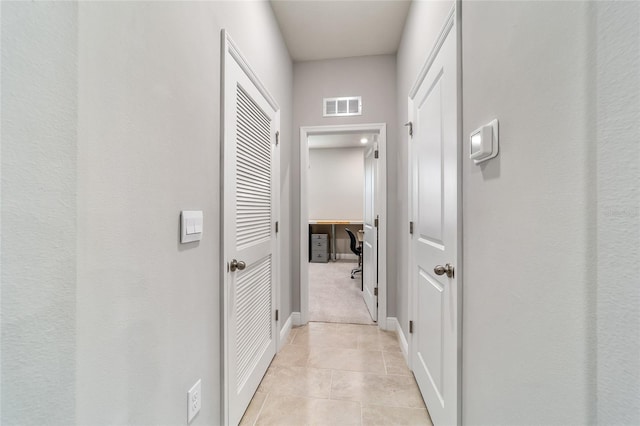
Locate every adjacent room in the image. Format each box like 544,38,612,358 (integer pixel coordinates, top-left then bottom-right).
307,132,373,325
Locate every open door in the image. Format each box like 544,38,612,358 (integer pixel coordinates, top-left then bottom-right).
362,143,378,321
408,13,460,426
221,31,280,426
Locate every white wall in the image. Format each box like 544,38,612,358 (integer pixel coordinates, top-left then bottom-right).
397,0,605,424
2,2,292,424
461,2,594,423
595,2,640,424
309,147,364,221
1,2,78,423
292,54,396,312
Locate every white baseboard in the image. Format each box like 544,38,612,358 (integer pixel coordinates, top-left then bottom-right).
291,312,302,326
279,314,293,350
385,316,398,332
388,317,409,363
380,316,394,332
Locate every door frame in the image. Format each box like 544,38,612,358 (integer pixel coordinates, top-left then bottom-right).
220,29,281,426
406,2,462,423
299,123,387,330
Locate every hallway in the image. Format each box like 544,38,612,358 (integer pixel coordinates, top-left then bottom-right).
240,322,431,425
2,0,638,424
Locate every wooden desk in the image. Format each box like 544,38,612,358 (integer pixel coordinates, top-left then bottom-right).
309,220,363,261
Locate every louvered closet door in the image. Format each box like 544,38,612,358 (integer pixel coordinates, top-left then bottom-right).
223,36,279,426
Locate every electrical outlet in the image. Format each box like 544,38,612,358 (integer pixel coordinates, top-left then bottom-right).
187,379,201,423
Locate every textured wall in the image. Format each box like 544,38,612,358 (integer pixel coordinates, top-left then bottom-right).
461,1,594,423
292,54,397,313
75,2,291,424
1,2,78,423
2,2,292,424
595,2,640,424
397,0,599,423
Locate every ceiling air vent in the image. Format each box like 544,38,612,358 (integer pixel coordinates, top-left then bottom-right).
323,96,362,117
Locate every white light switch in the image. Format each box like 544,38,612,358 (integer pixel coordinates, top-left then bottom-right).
181,211,203,243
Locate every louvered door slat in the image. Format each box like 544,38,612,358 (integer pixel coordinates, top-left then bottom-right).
235,255,272,391
236,83,272,249
233,81,274,396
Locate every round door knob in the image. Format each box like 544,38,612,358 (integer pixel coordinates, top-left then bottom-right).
230,259,246,272
434,264,454,278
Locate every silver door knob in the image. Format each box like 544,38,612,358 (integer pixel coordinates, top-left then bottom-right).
434,264,454,278
230,259,246,272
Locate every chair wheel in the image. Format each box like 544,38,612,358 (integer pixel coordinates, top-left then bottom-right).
351,276,355,279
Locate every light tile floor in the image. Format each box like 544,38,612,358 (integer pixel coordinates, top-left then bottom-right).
240,322,433,426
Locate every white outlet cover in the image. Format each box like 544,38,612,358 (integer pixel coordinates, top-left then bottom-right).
188,379,202,423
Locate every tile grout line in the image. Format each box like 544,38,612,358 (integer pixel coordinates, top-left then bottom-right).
329,369,334,400
381,350,388,375
251,392,269,426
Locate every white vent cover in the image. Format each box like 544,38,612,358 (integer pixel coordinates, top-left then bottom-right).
323,96,362,117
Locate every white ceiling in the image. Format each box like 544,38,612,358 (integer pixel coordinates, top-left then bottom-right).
308,133,376,149
270,0,412,62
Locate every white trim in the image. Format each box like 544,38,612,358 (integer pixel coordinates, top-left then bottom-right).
279,314,293,350
408,3,456,98
388,317,409,364
291,312,303,327
382,316,396,332
300,123,388,330
224,30,279,112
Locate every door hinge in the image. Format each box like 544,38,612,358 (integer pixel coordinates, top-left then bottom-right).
374,149,379,159
374,287,378,297
409,221,414,235
409,320,414,334
275,309,279,321
374,217,379,228
404,121,413,137
275,131,279,145
275,221,279,233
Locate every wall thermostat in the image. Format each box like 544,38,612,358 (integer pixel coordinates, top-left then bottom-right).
470,119,499,164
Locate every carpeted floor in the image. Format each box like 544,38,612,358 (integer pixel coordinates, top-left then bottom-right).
308,260,375,325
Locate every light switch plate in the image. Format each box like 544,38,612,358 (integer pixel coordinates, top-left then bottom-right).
187,379,201,423
181,211,203,243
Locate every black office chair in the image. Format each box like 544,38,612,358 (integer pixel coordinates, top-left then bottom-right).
345,228,362,279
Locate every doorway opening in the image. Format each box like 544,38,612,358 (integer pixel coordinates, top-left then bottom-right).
299,123,388,330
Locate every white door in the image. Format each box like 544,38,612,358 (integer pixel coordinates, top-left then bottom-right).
408,22,460,426
222,33,279,426
362,145,378,321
